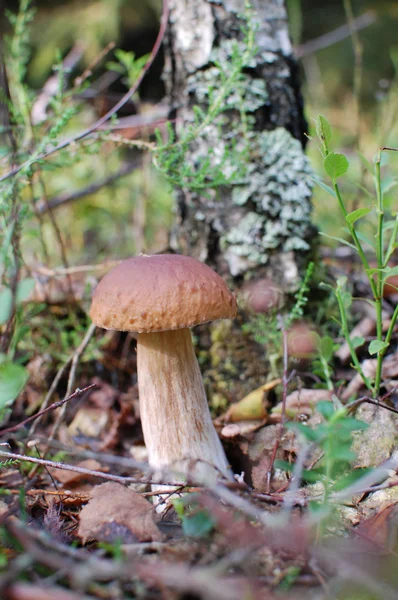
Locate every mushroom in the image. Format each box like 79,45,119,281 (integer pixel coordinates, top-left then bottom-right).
90,254,237,484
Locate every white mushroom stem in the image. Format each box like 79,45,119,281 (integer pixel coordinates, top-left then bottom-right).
137,328,232,484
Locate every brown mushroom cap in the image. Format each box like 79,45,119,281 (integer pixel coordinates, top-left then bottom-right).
90,254,237,333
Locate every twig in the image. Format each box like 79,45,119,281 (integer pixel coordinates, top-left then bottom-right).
31,43,85,125
0,384,97,435
33,260,121,277
283,442,314,512
29,324,97,477
0,450,185,488
37,161,138,213
74,41,116,88
29,360,69,435
4,582,92,600
265,315,290,493
295,10,375,58
346,389,398,416
48,323,97,443
0,0,169,183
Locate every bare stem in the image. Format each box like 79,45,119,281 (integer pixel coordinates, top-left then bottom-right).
137,328,232,483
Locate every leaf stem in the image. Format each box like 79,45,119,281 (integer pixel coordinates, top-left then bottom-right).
374,152,385,397
335,286,373,393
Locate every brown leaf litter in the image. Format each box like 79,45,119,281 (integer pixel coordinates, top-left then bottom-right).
77,482,163,543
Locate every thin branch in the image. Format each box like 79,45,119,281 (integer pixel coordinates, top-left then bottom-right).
346,390,398,416
29,360,70,435
0,384,97,435
295,10,375,58
0,0,169,183
48,323,97,442
0,450,185,488
73,41,116,89
37,161,138,214
265,315,290,493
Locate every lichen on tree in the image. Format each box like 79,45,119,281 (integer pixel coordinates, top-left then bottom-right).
162,0,315,288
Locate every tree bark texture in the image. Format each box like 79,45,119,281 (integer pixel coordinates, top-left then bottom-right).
164,0,314,290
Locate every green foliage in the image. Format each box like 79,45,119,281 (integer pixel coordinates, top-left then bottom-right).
0,356,28,417
173,496,216,538
0,0,119,414
152,3,257,194
243,261,315,377
276,401,370,503
314,115,398,398
323,153,349,180
107,50,150,89
311,335,337,390
97,539,123,561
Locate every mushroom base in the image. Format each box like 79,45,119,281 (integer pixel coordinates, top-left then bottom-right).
137,328,232,485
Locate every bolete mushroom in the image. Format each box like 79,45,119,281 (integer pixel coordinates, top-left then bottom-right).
90,254,237,484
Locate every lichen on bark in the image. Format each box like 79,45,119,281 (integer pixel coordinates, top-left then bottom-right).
164,0,314,288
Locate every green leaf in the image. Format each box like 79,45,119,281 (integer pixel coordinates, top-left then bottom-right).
381,178,398,195
315,115,332,149
317,401,335,420
308,177,336,197
345,206,373,225
366,267,383,277
0,289,12,325
357,151,374,174
274,459,294,473
275,460,324,483
285,421,324,442
368,339,389,355
331,468,373,492
0,362,28,409
319,335,334,360
336,418,369,432
384,265,398,278
329,447,356,462
16,278,35,304
319,232,356,251
351,336,365,349
355,230,376,250
324,153,349,179
182,510,215,538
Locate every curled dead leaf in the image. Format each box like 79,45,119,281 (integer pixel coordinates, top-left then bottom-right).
223,379,281,423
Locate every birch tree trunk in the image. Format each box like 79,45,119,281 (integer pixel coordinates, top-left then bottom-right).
162,0,315,404
164,0,314,289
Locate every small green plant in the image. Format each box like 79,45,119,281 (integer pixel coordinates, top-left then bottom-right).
243,261,314,377
276,400,370,506
107,49,150,90
152,2,257,194
311,335,338,391
173,496,216,538
313,114,398,399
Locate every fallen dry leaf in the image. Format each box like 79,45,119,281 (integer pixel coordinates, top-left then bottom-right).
221,420,265,438
223,379,281,423
336,316,376,364
68,407,110,438
49,459,105,485
342,351,398,401
270,389,333,421
78,482,163,544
